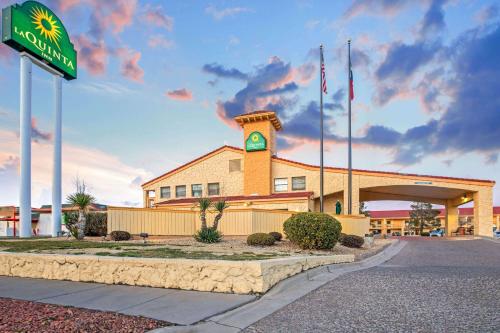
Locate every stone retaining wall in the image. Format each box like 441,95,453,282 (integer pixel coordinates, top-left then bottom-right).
0,252,354,294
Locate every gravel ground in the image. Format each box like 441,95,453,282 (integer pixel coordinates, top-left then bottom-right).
34,236,392,260
0,297,171,333
244,238,500,333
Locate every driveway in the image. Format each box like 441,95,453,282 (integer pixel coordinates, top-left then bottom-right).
244,238,500,333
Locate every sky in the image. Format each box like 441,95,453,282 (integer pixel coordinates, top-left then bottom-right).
0,0,499,210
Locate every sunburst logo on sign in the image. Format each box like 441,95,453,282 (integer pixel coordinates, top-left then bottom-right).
30,6,62,50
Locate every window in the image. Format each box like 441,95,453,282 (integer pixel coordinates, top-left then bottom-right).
274,178,288,192
208,183,220,196
191,184,202,197
160,186,170,199
229,159,242,172
291,176,306,191
386,220,391,225
175,185,186,198
147,190,155,198
148,199,155,208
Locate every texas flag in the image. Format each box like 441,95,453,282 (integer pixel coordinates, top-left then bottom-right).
349,61,354,100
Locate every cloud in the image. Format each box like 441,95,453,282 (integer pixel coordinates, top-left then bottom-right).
166,89,193,101
205,5,252,20
375,41,439,81
117,48,144,82
485,153,498,165
0,129,152,207
343,0,414,19
203,63,249,81
148,35,175,48
355,24,500,165
77,82,134,95
31,118,52,142
475,4,499,24
418,0,447,38
74,35,108,75
142,4,174,31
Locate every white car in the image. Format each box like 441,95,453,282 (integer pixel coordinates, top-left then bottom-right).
494,229,500,239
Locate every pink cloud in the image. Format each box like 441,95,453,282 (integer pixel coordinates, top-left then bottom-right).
74,35,108,75
148,35,175,48
166,89,193,101
142,5,174,31
0,44,14,63
31,118,52,142
117,48,144,82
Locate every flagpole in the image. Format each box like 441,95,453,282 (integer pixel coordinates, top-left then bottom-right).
347,40,352,215
319,44,324,213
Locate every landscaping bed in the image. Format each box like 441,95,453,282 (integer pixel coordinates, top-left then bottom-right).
0,237,392,261
0,297,171,333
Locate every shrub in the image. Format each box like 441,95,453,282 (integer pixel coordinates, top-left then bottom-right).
194,228,222,243
341,234,365,248
110,230,131,241
84,213,107,236
268,232,282,241
247,233,275,246
283,213,342,250
63,212,79,238
420,232,430,237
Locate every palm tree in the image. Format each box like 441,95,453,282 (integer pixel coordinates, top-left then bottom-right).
212,200,229,230
66,180,95,239
198,198,211,230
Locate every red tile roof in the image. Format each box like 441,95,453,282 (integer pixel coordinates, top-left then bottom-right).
141,145,496,187
370,207,500,219
156,191,314,206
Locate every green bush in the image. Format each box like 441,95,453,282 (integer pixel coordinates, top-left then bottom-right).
63,212,79,238
420,232,430,237
110,230,131,241
247,233,276,246
283,213,342,250
194,228,222,243
341,234,364,248
268,232,282,241
84,213,107,236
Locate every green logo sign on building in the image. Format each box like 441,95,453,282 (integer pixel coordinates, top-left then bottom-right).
246,131,267,152
2,1,77,80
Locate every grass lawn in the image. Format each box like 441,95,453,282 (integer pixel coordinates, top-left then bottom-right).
0,239,283,261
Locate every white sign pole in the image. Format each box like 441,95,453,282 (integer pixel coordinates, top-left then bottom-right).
51,75,62,237
19,54,32,238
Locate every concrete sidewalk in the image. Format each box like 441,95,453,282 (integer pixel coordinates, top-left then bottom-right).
0,276,255,325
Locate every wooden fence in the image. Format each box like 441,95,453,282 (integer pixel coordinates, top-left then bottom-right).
107,207,369,237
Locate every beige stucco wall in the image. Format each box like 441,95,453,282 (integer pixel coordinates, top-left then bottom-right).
0,252,354,294
143,150,244,205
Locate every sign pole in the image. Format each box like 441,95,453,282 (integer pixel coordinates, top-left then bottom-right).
51,75,62,237
319,44,324,213
347,40,352,215
19,54,32,238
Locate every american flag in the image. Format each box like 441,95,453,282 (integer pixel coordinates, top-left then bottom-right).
320,47,327,94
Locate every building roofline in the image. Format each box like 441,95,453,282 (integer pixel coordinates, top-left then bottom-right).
156,191,314,206
141,145,243,187
141,145,496,188
234,110,282,131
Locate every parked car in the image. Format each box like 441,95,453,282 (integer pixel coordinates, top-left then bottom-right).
493,227,500,239
430,229,444,237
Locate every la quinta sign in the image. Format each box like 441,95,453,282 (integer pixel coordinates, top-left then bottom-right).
246,131,267,152
1,1,77,238
2,0,77,79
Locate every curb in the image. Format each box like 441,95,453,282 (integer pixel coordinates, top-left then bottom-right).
150,240,407,333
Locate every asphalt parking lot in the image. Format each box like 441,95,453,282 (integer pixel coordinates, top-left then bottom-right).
245,238,500,333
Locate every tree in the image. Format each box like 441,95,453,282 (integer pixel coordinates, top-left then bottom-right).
409,202,441,235
198,198,211,230
66,179,95,240
212,200,229,230
197,198,229,231
359,201,370,217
